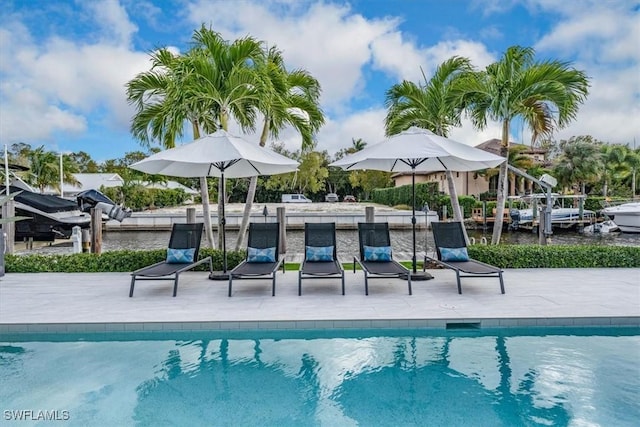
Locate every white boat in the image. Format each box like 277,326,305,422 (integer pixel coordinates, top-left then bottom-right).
602,202,640,233
507,193,595,231
582,220,620,234
511,207,596,225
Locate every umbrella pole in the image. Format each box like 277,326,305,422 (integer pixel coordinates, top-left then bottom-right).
412,170,417,273
209,170,230,280
222,171,227,273
406,168,432,282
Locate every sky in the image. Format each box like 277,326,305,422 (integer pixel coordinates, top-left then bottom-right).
0,0,638,163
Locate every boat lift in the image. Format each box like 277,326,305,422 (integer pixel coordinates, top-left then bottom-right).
507,164,557,244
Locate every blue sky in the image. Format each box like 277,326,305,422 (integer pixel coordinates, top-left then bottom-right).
1,0,638,162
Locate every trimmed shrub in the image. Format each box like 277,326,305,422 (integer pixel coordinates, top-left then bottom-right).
4,245,639,272
5,249,247,273
467,245,640,268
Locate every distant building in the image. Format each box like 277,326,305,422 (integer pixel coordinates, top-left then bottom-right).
391,139,547,198
42,173,125,197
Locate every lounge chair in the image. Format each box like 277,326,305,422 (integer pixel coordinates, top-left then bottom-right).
129,223,212,297
228,222,284,297
354,222,411,295
426,221,505,294
298,222,345,295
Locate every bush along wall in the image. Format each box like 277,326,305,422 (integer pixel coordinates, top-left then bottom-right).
4,245,640,272
5,248,247,273
467,245,640,268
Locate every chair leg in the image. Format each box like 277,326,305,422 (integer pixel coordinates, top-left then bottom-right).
456,271,462,294
298,271,302,296
407,274,412,295
364,271,369,295
341,273,345,295
499,272,505,294
129,276,136,297
228,276,233,297
173,274,179,297
272,274,276,296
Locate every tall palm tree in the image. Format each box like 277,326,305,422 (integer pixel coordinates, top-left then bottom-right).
235,46,324,250
454,46,589,244
126,27,265,248
127,46,218,247
385,57,474,243
187,28,266,250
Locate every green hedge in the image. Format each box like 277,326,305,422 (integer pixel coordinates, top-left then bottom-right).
5,248,247,273
4,245,639,272
467,245,640,268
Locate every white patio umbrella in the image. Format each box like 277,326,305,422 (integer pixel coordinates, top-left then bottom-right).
330,127,505,279
131,129,299,276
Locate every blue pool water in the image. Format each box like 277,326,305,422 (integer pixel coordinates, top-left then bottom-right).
1,328,639,426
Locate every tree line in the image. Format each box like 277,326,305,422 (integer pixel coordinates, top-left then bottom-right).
7,134,637,205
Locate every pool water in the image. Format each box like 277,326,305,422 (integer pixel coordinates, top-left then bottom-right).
1,328,639,426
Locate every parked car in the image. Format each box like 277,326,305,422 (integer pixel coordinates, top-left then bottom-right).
281,194,312,203
325,193,339,202
343,195,356,202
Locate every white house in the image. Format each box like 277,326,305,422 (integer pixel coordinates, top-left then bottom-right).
59,173,125,197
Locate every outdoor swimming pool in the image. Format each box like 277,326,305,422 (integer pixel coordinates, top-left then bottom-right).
1,327,638,426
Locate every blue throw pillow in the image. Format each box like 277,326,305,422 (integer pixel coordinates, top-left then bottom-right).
166,248,195,264
363,245,392,262
247,246,276,263
440,247,469,262
306,245,334,262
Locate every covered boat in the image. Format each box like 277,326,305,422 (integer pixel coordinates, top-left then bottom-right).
602,202,640,233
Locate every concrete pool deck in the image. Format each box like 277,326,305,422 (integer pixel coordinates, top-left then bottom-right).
1,268,638,334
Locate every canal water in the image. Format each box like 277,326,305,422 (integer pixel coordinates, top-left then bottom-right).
16,227,640,258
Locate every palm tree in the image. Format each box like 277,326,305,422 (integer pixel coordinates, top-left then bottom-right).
454,46,589,244
625,145,640,198
349,137,366,153
507,146,534,195
26,146,59,193
385,57,474,243
600,143,627,197
126,27,265,248
127,46,217,246
234,45,324,250
60,153,81,193
553,136,602,195
188,28,267,250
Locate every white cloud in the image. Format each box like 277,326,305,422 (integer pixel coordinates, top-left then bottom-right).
1,0,636,161
185,0,397,110
0,86,87,142
530,0,640,145
450,118,506,147
317,109,388,154
0,2,154,148
86,0,138,47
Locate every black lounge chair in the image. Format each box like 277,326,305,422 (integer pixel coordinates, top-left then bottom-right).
228,222,284,297
298,222,345,295
354,222,411,295
426,221,505,294
129,223,212,297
